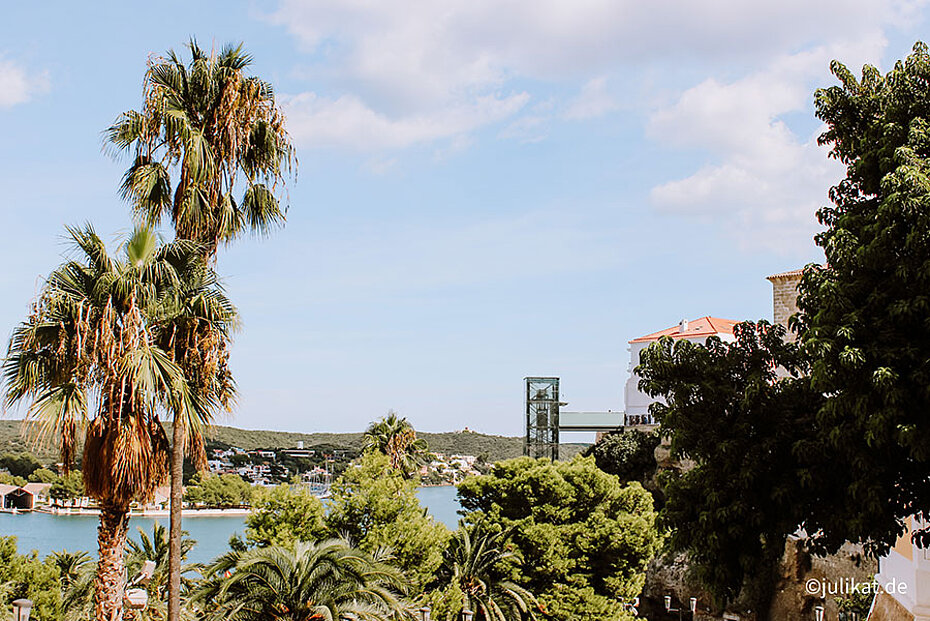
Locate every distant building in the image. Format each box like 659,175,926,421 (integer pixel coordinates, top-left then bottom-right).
22,483,51,506
624,317,738,426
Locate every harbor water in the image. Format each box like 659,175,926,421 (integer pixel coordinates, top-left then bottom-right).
0,485,461,564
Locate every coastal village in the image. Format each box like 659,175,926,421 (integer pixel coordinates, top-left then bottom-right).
0,444,485,513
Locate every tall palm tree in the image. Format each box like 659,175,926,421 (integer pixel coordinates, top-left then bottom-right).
363,411,429,475
435,524,539,621
193,539,410,621
106,39,294,621
2,225,194,621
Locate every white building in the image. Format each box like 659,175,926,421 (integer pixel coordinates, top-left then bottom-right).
623,317,737,426
870,518,930,619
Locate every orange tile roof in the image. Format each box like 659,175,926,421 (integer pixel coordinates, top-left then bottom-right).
767,268,804,280
629,316,739,343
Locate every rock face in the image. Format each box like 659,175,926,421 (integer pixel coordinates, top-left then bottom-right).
654,439,695,472
768,538,877,621
640,538,877,620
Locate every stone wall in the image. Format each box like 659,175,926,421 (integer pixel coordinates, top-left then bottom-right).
767,270,803,338
640,539,877,621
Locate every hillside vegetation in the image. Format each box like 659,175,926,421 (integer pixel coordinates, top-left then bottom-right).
0,420,588,465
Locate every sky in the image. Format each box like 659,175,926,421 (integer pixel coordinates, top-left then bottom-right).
0,1,927,437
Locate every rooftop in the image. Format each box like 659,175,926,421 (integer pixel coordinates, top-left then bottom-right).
766,268,804,280
630,316,738,343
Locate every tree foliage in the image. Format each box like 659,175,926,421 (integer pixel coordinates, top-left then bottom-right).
0,537,63,621
185,473,252,508
583,430,659,487
193,539,408,621
107,39,295,257
637,322,823,603
797,40,930,550
633,41,930,602
362,410,428,475
426,522,540,621
244,484,327,548
326,452,449,590
457,456,660,621
0,453,42,479
50,471,85,504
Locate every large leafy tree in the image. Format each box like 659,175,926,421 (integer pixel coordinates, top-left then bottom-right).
457,455,660,621
193,539,409,621
2,226,190,621
637,322,829,605
106,38,294,621
633,42,930,604
796,40,930,549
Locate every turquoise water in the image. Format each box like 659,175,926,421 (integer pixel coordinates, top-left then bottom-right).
0,485,461,564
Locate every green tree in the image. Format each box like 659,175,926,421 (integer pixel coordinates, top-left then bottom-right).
583,430,659,487
632,42,930,604
362,410,428,475
126,521,199,615
637,321,822,605
457,456,660,621
245,485,327,548
185,473,252,508
0,537,63,621
107,39,294,621
2,226,202,621
0,472,26,487
326,452,449,590
0,453,42,478
50,471,85,506
428,522,540,621
795,40,930,551
49,550,92,589
27,467,59,484
192,539,409,621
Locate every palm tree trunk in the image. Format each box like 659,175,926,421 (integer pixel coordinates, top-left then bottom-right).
167,420,184,621
96,502,130,621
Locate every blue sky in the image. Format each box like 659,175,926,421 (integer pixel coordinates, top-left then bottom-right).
1,1,927,436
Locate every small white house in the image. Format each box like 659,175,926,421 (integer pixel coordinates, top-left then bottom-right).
624,317,737,426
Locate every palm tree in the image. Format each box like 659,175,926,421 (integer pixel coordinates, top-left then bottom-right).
49,550,93,588
2,225,201,621
127,521,199,595
435,524,539,621
106,39,294,621
363,411,429,475
193,539,410,621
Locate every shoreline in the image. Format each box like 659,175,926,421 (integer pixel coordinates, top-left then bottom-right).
35,507,251,517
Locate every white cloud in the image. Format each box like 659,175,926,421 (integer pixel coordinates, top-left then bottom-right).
271,0,923,151
647,37,889,252
0,56,48,108
564,77,616,120
283,91,529,150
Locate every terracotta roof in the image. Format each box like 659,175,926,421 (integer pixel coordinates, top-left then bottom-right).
767,268,804,280
22,483,51,495
630,316,739,344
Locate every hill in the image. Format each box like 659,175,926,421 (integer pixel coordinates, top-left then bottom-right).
0,420,589,465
